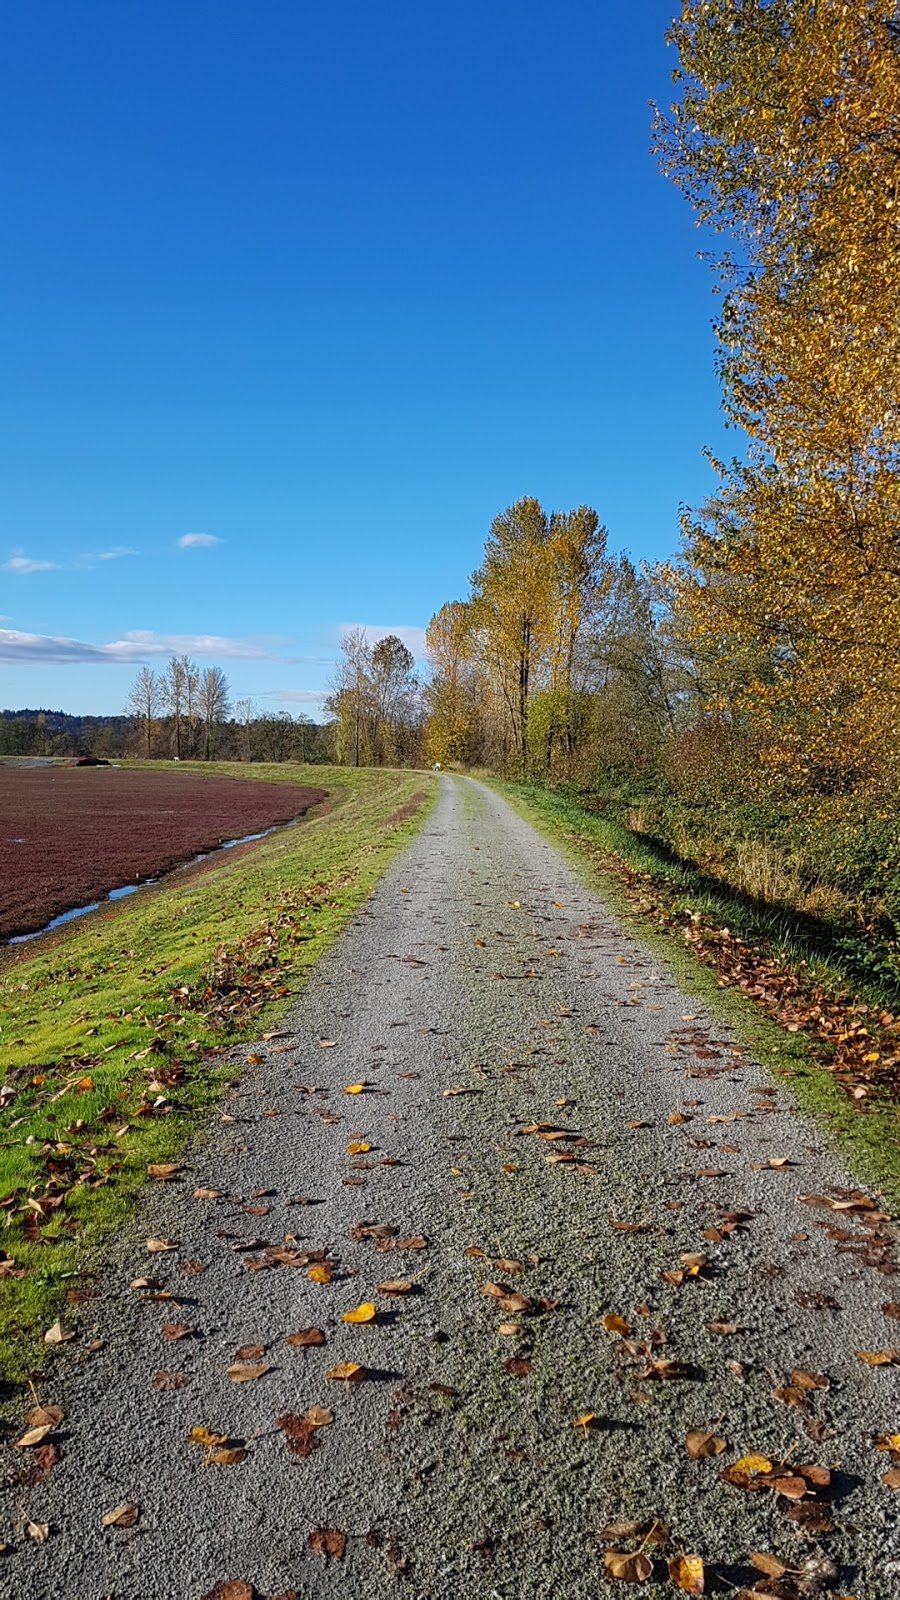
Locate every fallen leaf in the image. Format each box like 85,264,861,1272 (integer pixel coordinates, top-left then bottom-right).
151,1370,188,1391
668,1553,704,1594
44,1321,74,1345
199,1584,253,1600
346,1142,370,1155
343,1083,366,1095
855,1349,900,1366
24,1404,64,1428
602,1549,653,1583
791,1367,829,1391
503,1356,531,1377
26,1520,49,1543
227,1362,271,1383
882,1467,900,1488
100,1503,139,1529
705,1321,738,1336
773,1475,809,1500
342,1302,377,1324
750,1553,788,1579
326,1361,366,1382
161,1323,195,1341
575,1411,599,1432
16,1424,53,1448
286,1328,325,1348
209,1446,246,1465
147,1163,181,1181
194,1188,222,1201
376,1279,412,1295
235,1344,265,1360
685,1428,726,1459
391,1234,427,1250
189,1427,228,1447
303,1406,333,1427
721,1454,773,1485
601,1313,633,1336
308,1528,345,1559
306,1263,332,1284
146,1237,177,1253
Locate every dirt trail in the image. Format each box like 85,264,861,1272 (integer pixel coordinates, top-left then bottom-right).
3,777,898,1599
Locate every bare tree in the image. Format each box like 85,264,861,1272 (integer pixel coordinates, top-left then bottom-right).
162,656,187,757
233,697,257,762
179,656,201,757
125,666,161,759
198,666,231,760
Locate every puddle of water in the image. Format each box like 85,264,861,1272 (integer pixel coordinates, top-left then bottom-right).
6,819,298,946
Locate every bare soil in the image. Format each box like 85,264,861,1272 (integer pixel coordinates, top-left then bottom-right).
0,768,326,939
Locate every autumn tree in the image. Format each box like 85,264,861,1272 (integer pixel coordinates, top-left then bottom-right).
326,627,372,766
655,0,900,794
125,666,161,759
425,600,480,765
469,498,551,768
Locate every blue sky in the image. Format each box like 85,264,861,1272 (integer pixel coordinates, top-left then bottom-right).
0,0,726,717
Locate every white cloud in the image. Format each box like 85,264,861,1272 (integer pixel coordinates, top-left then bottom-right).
94,546,138,562
3,552,59,574
340,623,427,658
177,533,221,549
262,688,328,706
0,628,289,665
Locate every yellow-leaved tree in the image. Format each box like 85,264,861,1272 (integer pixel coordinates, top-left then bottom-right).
655,0,900,794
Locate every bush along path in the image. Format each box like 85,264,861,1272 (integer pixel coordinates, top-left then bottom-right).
2,776,898,1599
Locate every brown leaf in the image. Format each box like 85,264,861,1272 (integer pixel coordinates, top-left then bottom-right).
773,1475,808,1500
376,1279,412,1295
791,1367,829,1391
151,1370,189,1391
100,1503,139,1529
602,1549,653,1583
209,1446,247,1465
44,1320,74,1345
882,1466,900,1488
856,1348,900,1366
503,1356,531,1377
883,1302,900,1320
161,1322,195,1341
199,1584,254,1600
26,1520,50,1543
685,1428,726,1459
705,1321,738,1335
750,1553,788,1578
24,1403,64,1428
235,1344,265,1361
147,1163,181,1181
16,1424,53,1448
227,1362,271,1383
303,1406,333,1427
307,1528,346,1560
146,1237,177,1253
286,1327,325,1348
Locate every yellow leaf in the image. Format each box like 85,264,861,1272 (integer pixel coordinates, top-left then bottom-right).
346,1141,370,1154
100,1503,139,1529
343,1083,366,1095
668,1553,704,1595
341,1302,376,1324
189,1427,228,1447
326,1361,365,1383
307,1263,332,1284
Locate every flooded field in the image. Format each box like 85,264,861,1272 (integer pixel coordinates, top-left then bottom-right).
0,767,326,941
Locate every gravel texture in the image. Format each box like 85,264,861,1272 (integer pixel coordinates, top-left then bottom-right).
2,775,898,1600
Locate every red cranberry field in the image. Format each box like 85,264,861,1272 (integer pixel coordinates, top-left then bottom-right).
0,767,326,940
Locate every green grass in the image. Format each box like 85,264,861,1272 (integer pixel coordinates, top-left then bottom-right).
493,779,900,1211
0,763,435,1378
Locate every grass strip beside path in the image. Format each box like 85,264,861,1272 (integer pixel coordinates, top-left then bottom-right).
496,780,900,1211
0,764,435,1378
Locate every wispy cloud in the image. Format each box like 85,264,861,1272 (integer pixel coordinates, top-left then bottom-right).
0,628,294,666
177,533,221,549
262,688,328,706
3,545,139,574
340,623,427,658
3,552,60,575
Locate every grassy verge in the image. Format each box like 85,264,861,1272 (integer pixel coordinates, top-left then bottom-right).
0,764,435,1379
493,780,900,1211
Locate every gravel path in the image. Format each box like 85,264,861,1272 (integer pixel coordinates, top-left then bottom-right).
3,776,899,1600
